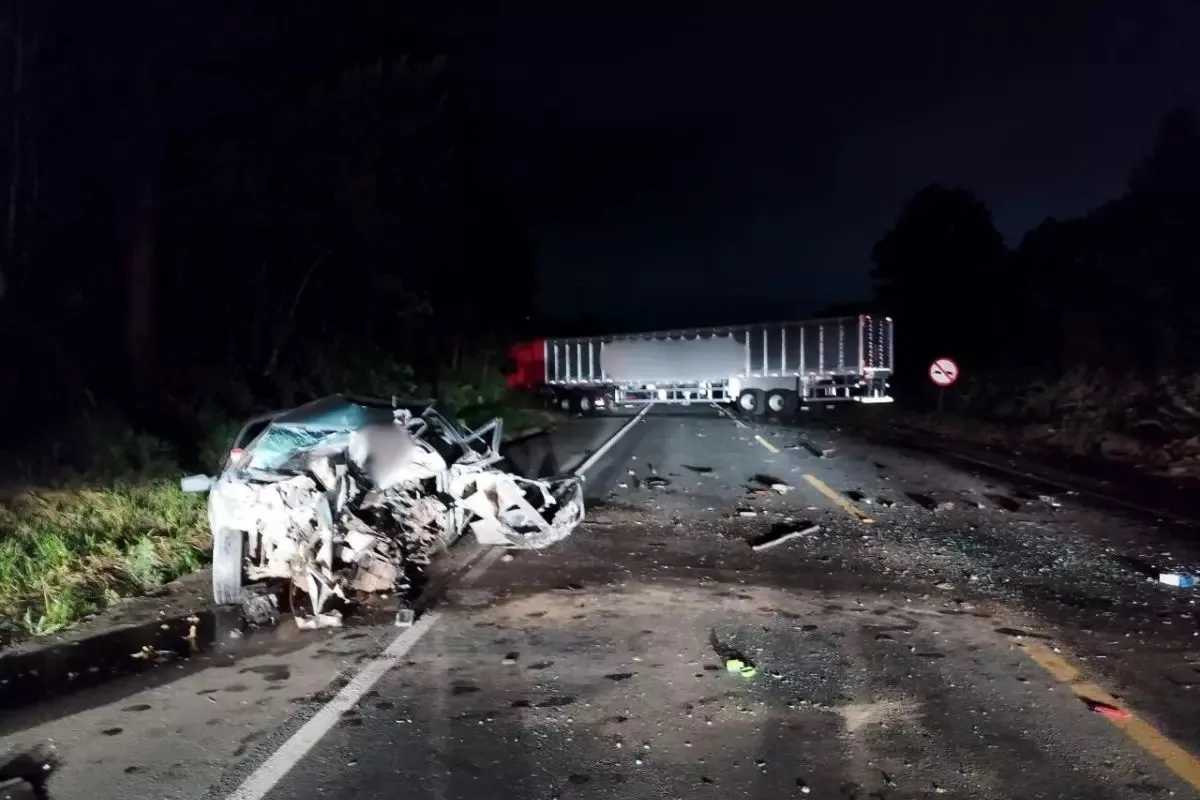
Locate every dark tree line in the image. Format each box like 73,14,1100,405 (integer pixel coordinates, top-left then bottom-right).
0,3,538,445
871,108,1200,394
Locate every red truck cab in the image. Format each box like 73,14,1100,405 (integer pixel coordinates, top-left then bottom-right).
505,339,545,392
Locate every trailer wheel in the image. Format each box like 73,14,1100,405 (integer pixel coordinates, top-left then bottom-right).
578,392,595,415
737,388,765,416
212,527,246,606
558,393,572,412
765,389,799,419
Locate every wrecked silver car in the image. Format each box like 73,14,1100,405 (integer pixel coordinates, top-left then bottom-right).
181,395,584,627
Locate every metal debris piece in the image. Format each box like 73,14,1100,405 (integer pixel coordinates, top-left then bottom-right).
750,522,821,552
184,396,586,628
240,586,280,627
1038,494,1062,508
798,438,834,458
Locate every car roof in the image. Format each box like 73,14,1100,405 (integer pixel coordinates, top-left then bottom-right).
269,395,396,431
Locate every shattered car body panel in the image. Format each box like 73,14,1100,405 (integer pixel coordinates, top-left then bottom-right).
185,395,584,625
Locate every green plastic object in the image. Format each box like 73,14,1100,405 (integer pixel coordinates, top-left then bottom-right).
725,658,757,678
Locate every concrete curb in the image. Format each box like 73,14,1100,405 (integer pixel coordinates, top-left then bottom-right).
501,425,555,446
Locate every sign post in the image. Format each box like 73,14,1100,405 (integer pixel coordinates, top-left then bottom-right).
928,357,959,412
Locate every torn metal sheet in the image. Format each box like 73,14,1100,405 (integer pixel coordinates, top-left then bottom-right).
183,395,584,627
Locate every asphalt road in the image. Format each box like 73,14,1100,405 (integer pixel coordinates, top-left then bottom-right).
4,405,1200,799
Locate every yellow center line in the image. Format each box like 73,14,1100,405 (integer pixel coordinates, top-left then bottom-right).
754,434,779,453
711,406,871,523
802,474,874,523
1019,640,1200,790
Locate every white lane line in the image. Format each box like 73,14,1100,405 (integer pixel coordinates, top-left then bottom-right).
574,403,654,476
224,402,655,800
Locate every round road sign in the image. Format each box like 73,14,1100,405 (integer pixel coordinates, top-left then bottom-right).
929,357,959,387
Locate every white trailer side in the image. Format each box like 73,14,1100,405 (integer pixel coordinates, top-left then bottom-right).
539,315,893,414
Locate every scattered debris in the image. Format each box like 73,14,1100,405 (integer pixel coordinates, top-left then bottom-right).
239,586,280,627
1158,572,1195,588
1086,700,1130,720
749,522,821,552
750,474,791,494
985,493,1022,512
798,438,834,458
961,493,987,509
394,608,415,628
906,492,953,512
724,658,756,678
1038,494,1062,508
682,464,713,474
183,396,585,627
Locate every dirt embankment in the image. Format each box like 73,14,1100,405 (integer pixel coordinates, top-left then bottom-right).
850,369,1200,481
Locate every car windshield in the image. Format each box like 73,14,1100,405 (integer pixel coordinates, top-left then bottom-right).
236,395,468,474
240,396,402,473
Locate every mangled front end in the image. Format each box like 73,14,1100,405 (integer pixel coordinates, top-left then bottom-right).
207,409,584,627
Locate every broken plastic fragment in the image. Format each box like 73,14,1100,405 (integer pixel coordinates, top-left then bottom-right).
295,610,344,630
1087,700,1130,720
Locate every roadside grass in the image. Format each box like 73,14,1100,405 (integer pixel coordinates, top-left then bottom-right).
0,352,547,645
0,482,208,640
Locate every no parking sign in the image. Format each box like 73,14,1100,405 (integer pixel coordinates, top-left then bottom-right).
929,357,959,387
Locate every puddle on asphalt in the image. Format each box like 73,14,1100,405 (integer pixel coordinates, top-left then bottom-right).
0,610,245,715
0,599,388,725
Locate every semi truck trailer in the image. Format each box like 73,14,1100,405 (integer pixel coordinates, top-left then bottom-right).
505,314,894,417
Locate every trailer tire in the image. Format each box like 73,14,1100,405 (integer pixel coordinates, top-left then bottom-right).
765,389,799,419
212,527,246,606
578,392,596,416
737,389,765,417
557,393,573,413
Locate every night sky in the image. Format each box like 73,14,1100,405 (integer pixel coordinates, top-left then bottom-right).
438,2,1199,329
